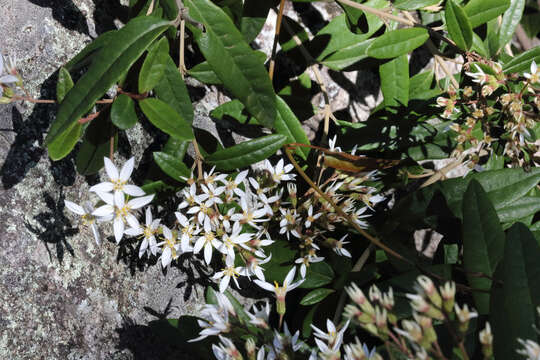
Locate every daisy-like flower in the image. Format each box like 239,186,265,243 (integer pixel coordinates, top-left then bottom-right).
175,211,198,252
178,183,200,210
349,206,371,228
158,225,180,268
212,336,243,360
465,64,490,85
89,157,146,198
517,338,540,360
221,170,248,200
203,166,227,186
0,53,19,98
247,302,271,329
305,205,322,228
312,319,350,354
279,208,300,240
64,200,106,245
230,197,267,230
213,255,243,293
241,252,271,281
333,234,351,257
92,192,154,243
219,221,253,260
265,159,295,183
190,305,230,342
124,207,161,258
186,193,212,226
200,183,225,206
193,220,223,265
524,61,539,83
295,253,324,278
328,135,341,152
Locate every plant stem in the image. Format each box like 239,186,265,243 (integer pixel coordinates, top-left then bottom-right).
192,138,204,180
179,19,187,78
268,0,286,80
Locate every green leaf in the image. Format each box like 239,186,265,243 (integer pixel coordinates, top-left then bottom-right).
464,0,510,28
139,36,170,93
471,33,489,57
274,96,310,160
498,0,525,49
185,0,276,128
187,61,222,85
153,152,191,181
45,16,171,154
110,94,138,130
211,100,251,124
445,0,473,51
241,0,273,43
76,110,117,175
462,180,505,314
498,197,540,224
409,70,441,100
205,134,287,171
64,30,116,71
299,262,335,289
380,55,409,107
491,223,540,359
139,98,194,141
155,56,194,124
503,46,540,74
300,288,335,306
339,0,388,35
394,0,440,10
260,240,297,284
321,38,374,70
367,28,429,59
302,304,320,338
163,137,189,159
314,15,367,61
47,122,83,161
56,67,74,103
141,180,177,194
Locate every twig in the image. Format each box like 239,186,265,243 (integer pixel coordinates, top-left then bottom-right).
268,0,286,80
179,19,187,78
192,138,204,180
146,0,155,15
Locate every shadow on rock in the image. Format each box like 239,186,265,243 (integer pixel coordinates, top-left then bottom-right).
26,191,78,263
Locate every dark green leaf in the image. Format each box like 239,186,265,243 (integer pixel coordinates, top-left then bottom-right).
64,30,116,71
260,239,297,284
111,94,138,130
57,67,74,103
302,304,320,338
187,61,222,84
300,288,335,306
205,134,287,170
462,180,505,314
367,28,429,59
339,0,387,35
409,70,441,100
185,0,276,128
163,137,189,159
155,56,194,124
211,100,251,124
503,46,540,74
498,197,540,224
491,223,540,359
299,262,335,289
380,54,409,107
141,180,177,194
45,16,171,153
47,122,83,161
498,0,525,49
139,36,170,93
445,0,473,51
274,96,310,160
314,15,368,61
321,38,374,70
139,98,194,140
76,110,117,175
153,152,191,181
471,33,489,57
464,0,510,28
241,0,273,43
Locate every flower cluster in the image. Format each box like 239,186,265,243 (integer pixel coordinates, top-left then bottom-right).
436,60,539,168
0,52,20,103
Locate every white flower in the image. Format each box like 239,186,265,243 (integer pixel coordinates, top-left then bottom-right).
175,211,198,252
524,61,539,83
186,193,212,226
178,183,199,210
64,200,104,245
89,157,146,198
203,166,227,186
254,267,304,301
295,254,324,278
240,252,272,281
0,53,18,97
333,234,351,257
454,303,478,323
328,135,341,152
349,206,371,228
213,255,242,293
304,205,322,228
200,183,225,206
265,159,295,183
279,208,300,240
124,207,161,257
221,170,248,199
465,64,490,85
158,225,180,268
92,192,154,243
230,197,267,230
312,319,350,354
247,302,271,328
189,306,230,342
193,220,222,265
517,338,540,360
219,221,253,260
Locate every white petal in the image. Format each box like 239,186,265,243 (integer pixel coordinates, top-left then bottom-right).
161,247,172,268
92,205,114,217
0,74,18,84
114,191,125,208
113,217,125,243
64,200,86,215
124,184,146,197
91,224,101,245
219,276,230,293
0,55,3,74
139,238,149,258
95,191,114,205
120,157,135,182
145,207,152,225
104,157,119,180
204,243,213,264
125,227,143,236
128,194,154,209
89,182,114,193
162,225,172,240
284,267,296,286
254,280,275,292
193,237,205,254
126,214,140,229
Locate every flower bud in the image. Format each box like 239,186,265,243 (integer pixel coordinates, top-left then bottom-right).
439,281,455,314
479,322,493,358
417,275,442,308
245,338,256,360
454,303,478,334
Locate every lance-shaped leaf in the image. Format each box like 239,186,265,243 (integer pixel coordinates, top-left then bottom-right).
48,122,84,161
394,0,440,10
503,46,540,74
57,67,74,103
379,54,409,107
139,98,194,141
205,134,287,170
76,110,117,175
45,17,171,153
64,31,116,71
445,0,472,51
367,27,429,59
139,36,170,93
274,96,310,160
462,180,505,314
491,223,540,359
153,152,191,181
464,0,510,28
498,197,540,224
185,0,276,128
111,94,138,130
300,288,335,306
499,0,525,49
154,56,194,124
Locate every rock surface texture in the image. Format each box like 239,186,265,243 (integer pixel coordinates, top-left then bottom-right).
0,1,381,359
